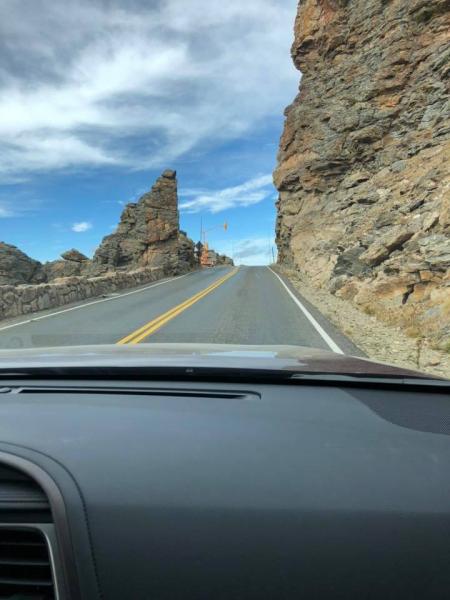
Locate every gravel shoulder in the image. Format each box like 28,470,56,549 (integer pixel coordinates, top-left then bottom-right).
278,265,450,379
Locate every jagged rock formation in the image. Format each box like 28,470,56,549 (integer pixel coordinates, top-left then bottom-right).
0,242,46,285
89,170,186,276
274,0,450,348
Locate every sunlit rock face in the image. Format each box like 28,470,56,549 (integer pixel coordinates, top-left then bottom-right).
274,0,450,347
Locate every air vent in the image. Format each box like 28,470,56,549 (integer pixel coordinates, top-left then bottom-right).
0,465,50,523
0,527,55,599
0,463,60,599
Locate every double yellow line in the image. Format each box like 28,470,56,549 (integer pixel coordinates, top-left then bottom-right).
117,268,238,345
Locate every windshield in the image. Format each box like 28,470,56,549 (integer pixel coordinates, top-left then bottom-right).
0,0,449,380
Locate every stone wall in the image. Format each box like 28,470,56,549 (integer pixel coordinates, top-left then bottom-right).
274,0,450,349
0,265,167,321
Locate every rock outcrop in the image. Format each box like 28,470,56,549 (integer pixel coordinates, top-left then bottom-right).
43,248,90,280
89,170,185,276
0,243,46,285
274,0,450,348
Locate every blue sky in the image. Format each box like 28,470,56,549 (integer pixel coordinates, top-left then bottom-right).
0,0,299,265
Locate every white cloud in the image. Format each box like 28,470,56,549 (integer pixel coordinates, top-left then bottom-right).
0,205,14,218
0,195,42,218
71,221,92,232
0,0,298,180
179,174,274,214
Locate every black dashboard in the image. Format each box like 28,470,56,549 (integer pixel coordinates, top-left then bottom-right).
0,377,449,599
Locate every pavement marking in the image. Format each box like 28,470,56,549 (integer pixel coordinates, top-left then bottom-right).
0,271,195,333
117,268,238,345
268,267,344,354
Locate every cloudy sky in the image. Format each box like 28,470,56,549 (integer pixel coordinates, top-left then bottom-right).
0,0,298,265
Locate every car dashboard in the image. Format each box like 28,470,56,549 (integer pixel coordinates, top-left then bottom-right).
0,376,449,599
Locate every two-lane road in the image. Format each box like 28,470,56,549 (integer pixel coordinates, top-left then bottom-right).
0,266,361,354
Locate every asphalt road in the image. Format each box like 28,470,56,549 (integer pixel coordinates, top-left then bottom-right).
0,266,361,354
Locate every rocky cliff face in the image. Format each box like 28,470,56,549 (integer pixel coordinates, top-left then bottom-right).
274,0,450,348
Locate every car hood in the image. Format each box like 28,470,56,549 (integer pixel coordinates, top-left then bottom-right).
0,343,439,379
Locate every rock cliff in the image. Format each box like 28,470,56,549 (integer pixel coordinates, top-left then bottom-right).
274,0,450,348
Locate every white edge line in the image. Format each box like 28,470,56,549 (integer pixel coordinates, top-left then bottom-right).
0,271,194,333
268,267,344,355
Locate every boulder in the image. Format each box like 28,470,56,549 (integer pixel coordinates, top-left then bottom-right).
61,249,89,262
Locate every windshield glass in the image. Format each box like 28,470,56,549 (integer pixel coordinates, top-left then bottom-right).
0,0,449,380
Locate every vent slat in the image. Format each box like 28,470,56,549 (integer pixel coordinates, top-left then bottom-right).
0,529,55,598
0,465,56,598
0,576,53,586
0,540,45,547
0,482,49,509
0,557,49,565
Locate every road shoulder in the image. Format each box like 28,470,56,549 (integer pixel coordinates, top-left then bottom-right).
268,266,364,357
273,264,450,378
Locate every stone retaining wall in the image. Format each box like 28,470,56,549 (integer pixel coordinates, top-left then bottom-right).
0,266,169,321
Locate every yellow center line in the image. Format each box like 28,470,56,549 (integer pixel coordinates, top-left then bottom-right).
116,267,238,345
